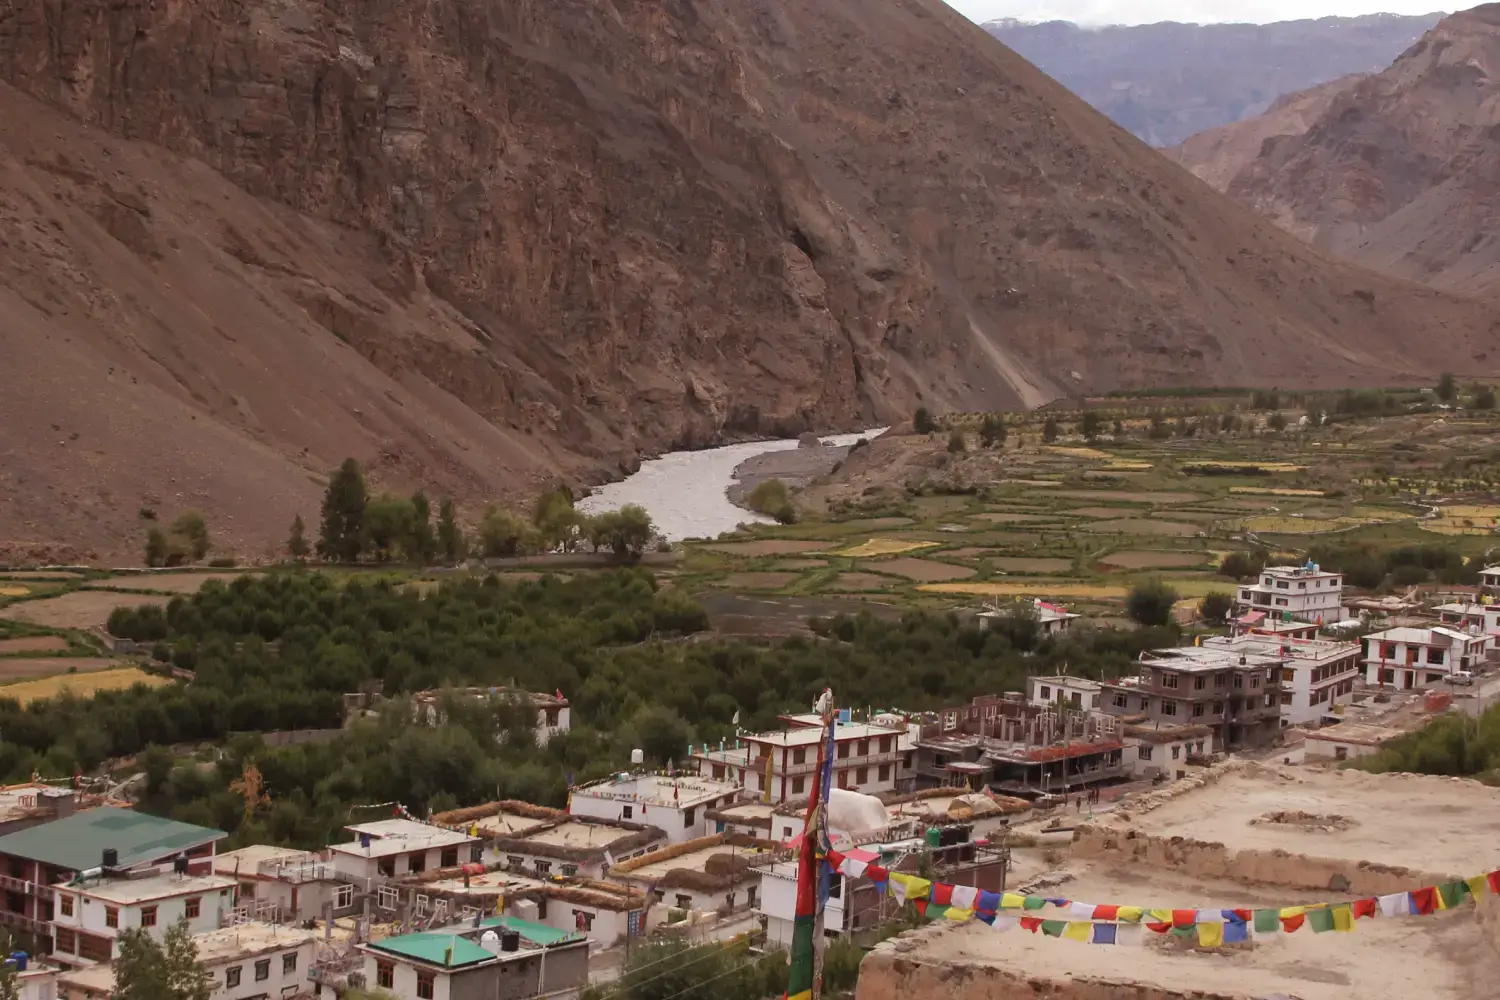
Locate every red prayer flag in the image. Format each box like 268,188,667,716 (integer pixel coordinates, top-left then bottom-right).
914,900,928,917
1093,904,1120,921
826,850,846,870
1146,921,1171,934
1229,908,1253,922
1352,898,1378,919
866,864,888,883
1281,914,1306,932
1172,909,1196,928
1489,871,1500,895
1020,917,1043,933
1410,887,1438,915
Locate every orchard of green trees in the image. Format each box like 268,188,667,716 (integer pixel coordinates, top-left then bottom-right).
1356,703,1500,783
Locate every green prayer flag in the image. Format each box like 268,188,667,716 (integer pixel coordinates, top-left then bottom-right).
1307,908,1335,933
1022,897,1047,911
1171,925,1196,938
1040,920,1066,937
1438,881,1469,909
925,904,950,921
1253,909,1281,933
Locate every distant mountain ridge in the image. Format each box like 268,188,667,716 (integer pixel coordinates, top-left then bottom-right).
985,13,1446,146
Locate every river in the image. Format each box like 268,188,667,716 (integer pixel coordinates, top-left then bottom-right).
577,429,886,541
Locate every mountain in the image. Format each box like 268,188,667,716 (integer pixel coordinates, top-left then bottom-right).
985,14,1445,147
1,0,1498,562
1174,5,1500,296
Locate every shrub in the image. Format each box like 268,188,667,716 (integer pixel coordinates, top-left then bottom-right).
1126,580,1179,628
947,431,967,454
913,407,935,434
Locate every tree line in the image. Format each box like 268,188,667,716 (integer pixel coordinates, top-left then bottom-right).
309,459,658,564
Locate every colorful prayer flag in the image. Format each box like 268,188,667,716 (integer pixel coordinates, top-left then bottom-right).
1307,908,1335,933
1409,887,1438,915
1352,898,1377,920
1000,892,1026,910
1022,896,1047,911
1040,920,1067,938
977,890,1002,914
1020,917,1043,933
932,883,954,907
945,907,973,922
1465,875,1488,900
1172,909,1197,928
1378,893,1410,918
1489,871,1500,895
1331,904,1354,932
1116,906,1143,923
1437,881,1468,909
1092,923,1118,945
1197,922,1225,948
1063,922,1093,942
1223,919,1249,944
951,886,979,911
1093,904,1120,921
1253,909,1281,934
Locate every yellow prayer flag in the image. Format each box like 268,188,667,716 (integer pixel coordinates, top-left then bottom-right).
1279,906,1305,919
1063,921,1093,942
889,873,932,903
1332,904,1354,932
1433,888,1447,912
945,907,974,922
1116,906,1144,923
1146,908,1172,924
1197,922,1224,948
1000,892,1026,909
1467,875,1489,899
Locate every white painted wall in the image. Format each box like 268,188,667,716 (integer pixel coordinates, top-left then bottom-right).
364,956,453,1000
567,798,719,844
208,941,316,1000
331,842,481,883
51,886,232,960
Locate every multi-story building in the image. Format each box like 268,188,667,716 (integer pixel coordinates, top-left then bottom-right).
1203,632,1363,727
607,832,775,917
58,924,319,1000
1480,565,1500,595
979,599,1081,636
213,844,349,924
1027,676,1102,711
1433,604,1500,651
361,915,589,1000
1100,646,1284,750
328,818,483,883
0,809,224,944
0,784,78,837
568,775,740,844
1122,723,1215,781
433,800,665,879
692,721,905,805
50,872,239,966
1234,563,1345,625
1361,626,1489,690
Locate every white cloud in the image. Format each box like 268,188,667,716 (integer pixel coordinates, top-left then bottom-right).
951,1,1454,26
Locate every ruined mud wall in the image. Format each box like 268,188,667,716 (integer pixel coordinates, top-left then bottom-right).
855,944,1248,1000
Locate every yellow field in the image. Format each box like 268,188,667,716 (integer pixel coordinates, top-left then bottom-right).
834,539,939,558
1420,505,1500,536
1045,446,1114,460
1191,461,1306,473
1243,516,1347,533
0,586,29,597
0,668,171,705
1103,461,1153,471
1229,487,1325,497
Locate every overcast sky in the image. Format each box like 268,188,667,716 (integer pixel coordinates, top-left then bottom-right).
951,1,1453,25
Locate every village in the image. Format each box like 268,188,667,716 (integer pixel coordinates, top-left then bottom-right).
0,555,1492,1000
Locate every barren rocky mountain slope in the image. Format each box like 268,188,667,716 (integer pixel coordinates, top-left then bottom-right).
2,0,1499,562
1174,4,1500,296
986,14,1443,147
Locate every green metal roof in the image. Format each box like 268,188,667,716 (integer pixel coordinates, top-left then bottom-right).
0,809,225,871
370,933,495,968
480,915,584,946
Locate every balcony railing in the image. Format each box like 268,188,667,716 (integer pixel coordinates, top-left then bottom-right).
752,751,899,777
0,908,52,938
0,874,51,900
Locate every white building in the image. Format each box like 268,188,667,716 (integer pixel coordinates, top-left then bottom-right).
979,598,1081,636
361,916,589,1000
567,775,740,844
58,924,318,1000
1362,626,1490,691
1480,566,1500,595
10,961,60,1000
410,688,571,745
1122,724,1215,781
1433,604,1500,651
1235,564,1344,624
213,844,350,923
1303,722,1407,762
49,873,239,965
329,819,482,883
608,835,773,916
692,721,905,804
1204,632,1363,727
1027,676,1101,711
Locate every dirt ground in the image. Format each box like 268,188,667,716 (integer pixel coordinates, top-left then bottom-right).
865,558,976,582
94,572,257,593
1100,550,1209,569
827,573,897,591
1081,518,1201,536
715,572,803,590
0,657,121,680
704,540,833,557
0,591,163,629
0,636,70,653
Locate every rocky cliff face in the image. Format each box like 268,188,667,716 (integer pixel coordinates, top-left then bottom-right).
1,0,1498,560
985,14,1442,147
1176,4,1500,295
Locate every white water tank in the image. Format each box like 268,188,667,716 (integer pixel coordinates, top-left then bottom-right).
631,748,644,765
480,931,501,955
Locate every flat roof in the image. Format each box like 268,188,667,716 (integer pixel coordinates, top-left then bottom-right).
1366,626,1482,645
0,784,72,824
213,844,316,872
191,924,319,962
331,819,478,857
0,808,224,871
368,916,581,968
571,774,738,809
1134,647,1283,672
887,860,1498,1000
744,722,902,747
613,843,773,882
1305,722,1408,747
1106,764,1500,875
1029,676,1100,691
712,803,775,820
519,819,649,850
70,872,238,905
1205,633,1360,665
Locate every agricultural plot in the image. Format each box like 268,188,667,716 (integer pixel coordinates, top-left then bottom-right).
0,591,163,629
864,558,976,582
0,636,69,654
834,539,938,558
0,658,122,682
1098,551,1210,570
1421,505,1500,536
0,667,170,705
93,572,259,593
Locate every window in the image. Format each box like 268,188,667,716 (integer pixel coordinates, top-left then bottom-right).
283,952,298,975
470,844,484,863
408,853,425,874
622,805,633,819
1194,675,1205,690
676,894,692,909
535,860,552,875
683,808,696,828
1250,674,1260,688
1138,745,1153,761
440,847,458,868
335,885,354,909
1282,668,1296,683
857,740,869,756
59,893,74,917
79,933,111,963
1427,649,1444,664
877,764,891,782
1192,703,1205,717
184,896,201,919
1113,693,1128,708
54,928,76,954
1212,701,1224,714
1162,673,1179,689
141,905,158,928
375,962,393,989
837,743,849,759
1039,685,1052,700
828,878,842,900
105,906,119,929
855,767,868,784
1214,673,1227,688
791,776,805,795
879,736,892,753
1171,746,1181,760
1161,700,1177,717
227,967,243,989
255,958,271,981
377,857,395,878
6,861,20,879
1233,674,1244,689
792,748,806,765
574,909,595,931
561,864,578,877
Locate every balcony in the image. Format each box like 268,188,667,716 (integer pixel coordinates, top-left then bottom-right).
0,908,51,938
753,751,899,777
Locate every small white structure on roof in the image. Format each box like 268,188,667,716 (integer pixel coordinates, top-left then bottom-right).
979,598,1080,636
1027,675,1100,711
1479,565,1500,595
568,774,740,843
1304,722,1407,761
328,818,482,882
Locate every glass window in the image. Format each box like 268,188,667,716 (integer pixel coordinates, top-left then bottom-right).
376,962,393,989
185,897,201,919
283,952,298,974
105,907,119,929
226,967,242,989
417,972,435,1000
254,958,270,981
141,905,157,927
440,848,458,868
59,894,74,917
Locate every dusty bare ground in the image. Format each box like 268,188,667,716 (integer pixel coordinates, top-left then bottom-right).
1100,551,1210,569
704,541,834,557
864,558,977,582
0,637,69,653
1,592,163,629
93,573,257,594
0,658,122,681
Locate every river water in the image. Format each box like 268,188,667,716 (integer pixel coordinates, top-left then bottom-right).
577,429,886,541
